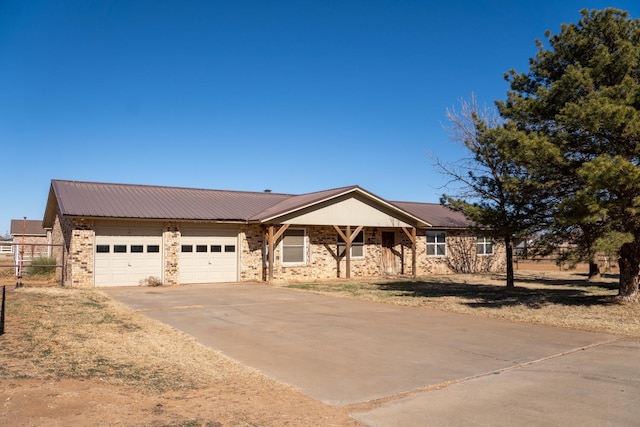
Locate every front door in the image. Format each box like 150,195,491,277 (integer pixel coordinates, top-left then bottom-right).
381,231,397,275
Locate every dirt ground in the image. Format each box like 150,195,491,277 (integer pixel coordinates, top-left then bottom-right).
1,266,636,426
2,378,360,427
0,285,362,427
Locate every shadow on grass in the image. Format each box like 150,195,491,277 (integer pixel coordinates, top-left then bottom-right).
375,278,618,309
511,273,620,291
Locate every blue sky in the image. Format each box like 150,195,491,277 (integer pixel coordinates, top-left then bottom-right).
1,1,638,234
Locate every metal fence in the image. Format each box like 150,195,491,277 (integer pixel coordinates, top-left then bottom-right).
1,286,5,335
0,242,65,287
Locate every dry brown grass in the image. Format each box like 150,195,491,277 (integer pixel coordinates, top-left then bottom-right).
1,287,259,392
0,286,361,426
0,265,59,286
284,271,640,337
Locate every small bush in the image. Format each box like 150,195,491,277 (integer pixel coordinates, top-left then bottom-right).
24,256,56,277
139,276,163,287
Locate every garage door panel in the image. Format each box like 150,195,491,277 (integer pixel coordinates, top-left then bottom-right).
179,229,238,284
94,228,163,287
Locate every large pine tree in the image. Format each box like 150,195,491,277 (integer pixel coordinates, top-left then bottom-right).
498,8,640,300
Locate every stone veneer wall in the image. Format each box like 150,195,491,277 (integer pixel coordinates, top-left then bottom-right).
239,224,265,281
55,218,505,287
163,223,180,285
415,229,506,275
50,211,74,284
239,225,505,282
68,218,94,288
240,225,427,282
336,227,383,278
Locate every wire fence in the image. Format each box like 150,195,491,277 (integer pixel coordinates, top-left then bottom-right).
0,242,65,287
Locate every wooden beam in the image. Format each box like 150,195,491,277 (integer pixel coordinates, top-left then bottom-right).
267,224,289,282
401,227,418,277
334,225,364,244
401,226,415,243
411,227,417,278
273,223,290,241
345,225,351,279
333,225,364,280
267,224,291,282
351,226,363,242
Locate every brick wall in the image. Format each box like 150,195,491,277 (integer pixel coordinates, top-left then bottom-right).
241,225,505,283
57,217,505,287
68,219,94,288
239,224,265,281
163,223,180,285
51,211,72,284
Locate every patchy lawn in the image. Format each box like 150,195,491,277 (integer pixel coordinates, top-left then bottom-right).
1,270,638,426
283,271,640,337
0,286,361,426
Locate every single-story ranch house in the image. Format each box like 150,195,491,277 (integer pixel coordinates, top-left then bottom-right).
10,219,52,259
43,179,504,287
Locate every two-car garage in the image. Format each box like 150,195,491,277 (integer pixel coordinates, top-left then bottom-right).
93,223,239,287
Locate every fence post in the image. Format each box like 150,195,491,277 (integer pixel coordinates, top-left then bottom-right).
1,285,5,335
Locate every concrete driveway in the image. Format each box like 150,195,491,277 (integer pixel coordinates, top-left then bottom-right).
104,283,640,426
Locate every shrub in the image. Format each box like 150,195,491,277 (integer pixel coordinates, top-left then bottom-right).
24,256,57,277
139,276,163,287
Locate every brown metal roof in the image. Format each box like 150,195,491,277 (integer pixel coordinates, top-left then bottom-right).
249,185,360,221
44,179,472,229
48,180,291,222
391,201,473,228
10,219,48,236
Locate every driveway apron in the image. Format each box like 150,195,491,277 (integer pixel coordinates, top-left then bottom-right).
103,283,629,410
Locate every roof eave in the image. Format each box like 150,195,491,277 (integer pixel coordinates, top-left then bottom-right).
258,187,430,227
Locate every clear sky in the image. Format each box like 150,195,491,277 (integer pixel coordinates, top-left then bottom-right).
1,0,638,235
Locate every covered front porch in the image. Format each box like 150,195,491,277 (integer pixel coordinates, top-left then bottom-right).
250,187,429,282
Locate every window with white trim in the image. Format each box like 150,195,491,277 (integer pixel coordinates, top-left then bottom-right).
282,228,306,265
337,229,365,258
426,231,446,256
477,236,494,255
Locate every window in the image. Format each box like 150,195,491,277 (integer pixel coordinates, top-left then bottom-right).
181,245,193,253
96,245,110,253
196,245,208,253
477,236,494,255
282,229,305,264
426,232,446,256
225,245,236,253
147,245,160,253
211,245,222,253
114,245,127,253
131,245,144,253
337,229,365,258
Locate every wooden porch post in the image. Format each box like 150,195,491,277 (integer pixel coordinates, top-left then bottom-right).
346,225,351,279
334,225,364,280
412,227,417,277
267,224,290,283
402,227,417,278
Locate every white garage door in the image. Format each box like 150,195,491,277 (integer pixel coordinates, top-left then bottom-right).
179,228,238,284
94,228,163,287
